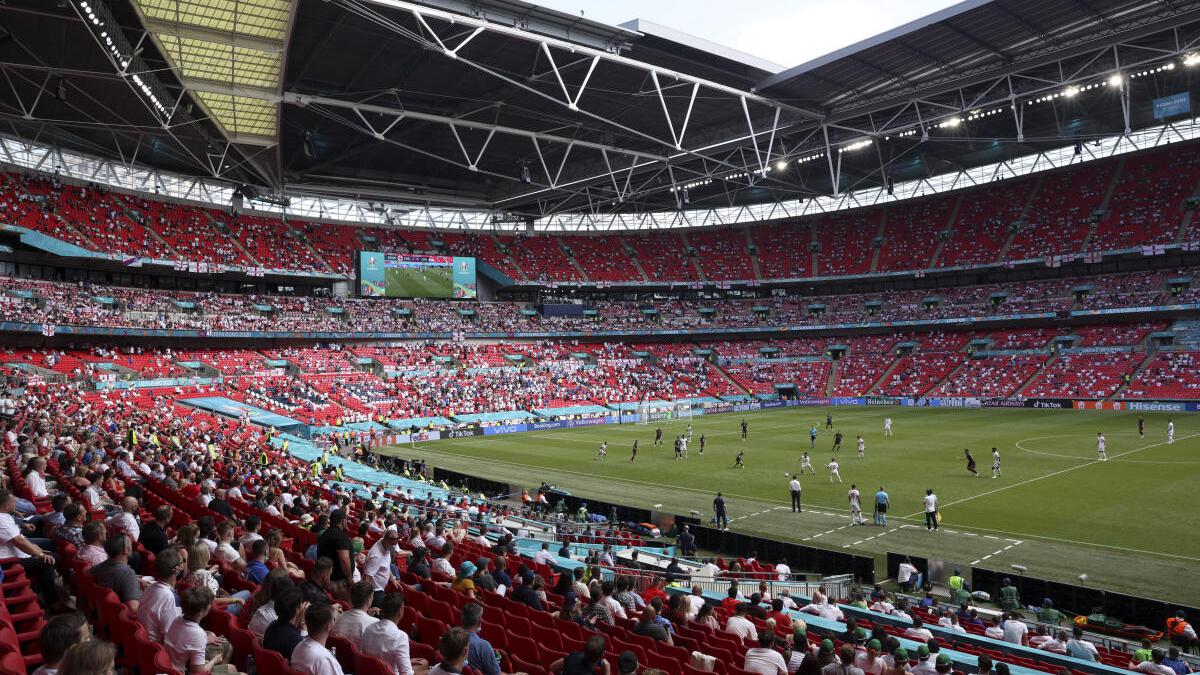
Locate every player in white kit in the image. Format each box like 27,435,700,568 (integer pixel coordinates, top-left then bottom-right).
828,458,842,483
1096,433,1107,461
686,423,693,441
596,441,608,461
848,484,865,524
680,435,689,458
1168,420,1175,444
884,417,893,436
991,447,1001,478
856,435,866,458
799,452,815,474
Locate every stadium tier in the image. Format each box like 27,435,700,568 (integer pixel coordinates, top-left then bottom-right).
3,137,1199,283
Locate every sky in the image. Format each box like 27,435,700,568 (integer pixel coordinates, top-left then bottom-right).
528,0,963,71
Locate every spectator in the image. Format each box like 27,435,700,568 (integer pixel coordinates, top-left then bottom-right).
855,640,886,675
291,601,344,675
248,569,295,636
213,520,245,569
823,645,865,675
245,539,270,585
745,629,789,674
32,613,91,675
430,627,472,675
331,580,377,641
909,646,935,675
364,525,402,600
139,504,172,555
975,655,992,675
264,587,306,660
550,634,611,675
726,602,757,644
1162,647,1192,675
58,639,117,675
633,606,673,645
138,548,183,642
106,496,141,543
512,572,545,611
0,488,63,608
91,533,141,610
904,617,933,642
165,586,231,674
452,561,477,600
362,592,423,675
1133,650,1178,675
316,509,353,600
998,578,1020,611
1001,612,1028,645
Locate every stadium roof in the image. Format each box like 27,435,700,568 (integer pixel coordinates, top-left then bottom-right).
0,0,1198,220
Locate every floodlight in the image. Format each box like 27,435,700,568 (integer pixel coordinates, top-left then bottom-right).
1185,53,1200,67
775,160,788,172
1107,73,1123,87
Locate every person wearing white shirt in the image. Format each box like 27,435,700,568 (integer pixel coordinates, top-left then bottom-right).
854,641,886,675
599,584,628,620
904,617,934,642
775,560,792,581
685,587,705,620
1001,613,1028,645
897,558,920,591
1036,630,1068,654
138,550,183,643
331,581,378,642
25,459,49,498
360,593,418,675
1133,651,1177,675
696,559,721,580
1066,627,1100,662
106,497,141,542
165,587,227,674
532,542,555,567
364,527,403,593
744,630,789,674
923,489,939,531
725,605,757,644
291,602,344,675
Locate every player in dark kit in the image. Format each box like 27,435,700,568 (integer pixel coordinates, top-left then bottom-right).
1137,417,1145,438
674,436,683,460
741,419,748,440
629,440,639,463
698,434,705,455
826,413,834,430
833,431,843,452
734,450,745,468
964,448,978,476
654,428,663,446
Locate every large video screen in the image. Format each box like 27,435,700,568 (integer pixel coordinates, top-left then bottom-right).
358,252,477,299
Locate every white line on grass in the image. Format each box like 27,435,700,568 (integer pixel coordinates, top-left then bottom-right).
903,433,1200,519
399,437,1200,562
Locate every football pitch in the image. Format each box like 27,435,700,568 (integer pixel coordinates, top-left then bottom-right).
383,406,1200,605
385,265,453,298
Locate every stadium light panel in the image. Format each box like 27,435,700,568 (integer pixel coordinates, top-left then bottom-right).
775,160,788,172
1185,54,1199,67
1107,73,1124,87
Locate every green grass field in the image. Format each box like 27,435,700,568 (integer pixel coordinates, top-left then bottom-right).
386,265,453,298
383,406,1200,605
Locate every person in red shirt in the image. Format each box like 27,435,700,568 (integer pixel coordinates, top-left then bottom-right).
769,598,793,631
641,576,667,605
721,585,742,612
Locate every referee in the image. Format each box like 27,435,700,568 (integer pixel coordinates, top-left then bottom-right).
789,474,802,512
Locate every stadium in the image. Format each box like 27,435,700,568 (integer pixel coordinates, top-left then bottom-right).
0,0,1199,673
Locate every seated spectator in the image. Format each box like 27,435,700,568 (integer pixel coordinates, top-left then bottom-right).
904,617,933,641
1000,613,1028,645
430,627,472,675
291,601,344,675
186,543,251,614
855,639,886,675
331,580,376,641
299,556,335,604
550,634,610,675
1066,628,1101,662
726,602,757,644
165,586,233,674
33,613,91,675
1133,650,1178,675
362,592,423,675
0,488,63,608
451,561,477,600
823,645,865,675
249,570,296,638
633,606,672,645
138,549,183,642
245,539,270,585
264,587,306,660
745,629,789,675
91,533,141,610
58,640,117,675
512,571,545,611
1162,647,1191,675
213,520,245,569
139,504,172,555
